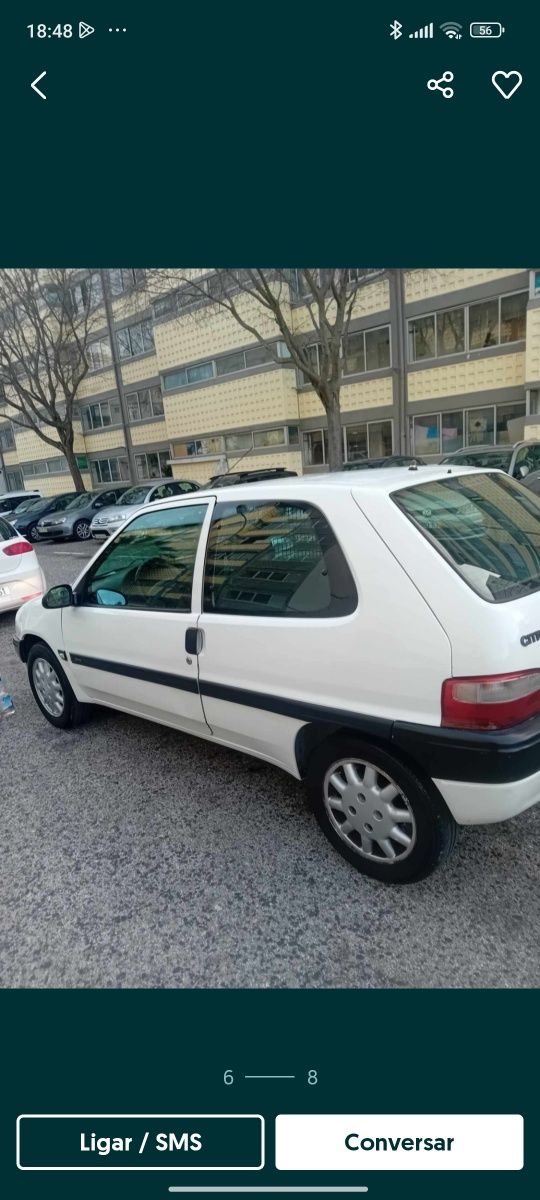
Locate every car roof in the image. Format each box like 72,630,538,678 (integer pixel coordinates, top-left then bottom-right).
144,464,503,510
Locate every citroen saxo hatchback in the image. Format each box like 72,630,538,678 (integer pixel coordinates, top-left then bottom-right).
14,466,540,882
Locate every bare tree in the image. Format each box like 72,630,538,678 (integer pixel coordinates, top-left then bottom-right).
150,269,387,471
0,268,103,489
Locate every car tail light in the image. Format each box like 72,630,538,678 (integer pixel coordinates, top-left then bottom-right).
2,540,33,556
441,671,540,730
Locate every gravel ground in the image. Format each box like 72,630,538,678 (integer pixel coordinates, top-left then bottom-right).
0,541,539,989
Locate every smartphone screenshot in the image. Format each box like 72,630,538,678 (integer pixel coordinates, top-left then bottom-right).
0,6,538,1200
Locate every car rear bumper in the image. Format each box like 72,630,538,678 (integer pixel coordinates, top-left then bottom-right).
434,771,540,824
393,714,540,824
0,571,45,613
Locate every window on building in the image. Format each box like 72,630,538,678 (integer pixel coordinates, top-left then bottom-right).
135,450,171,479
344,420,393,461
0,424,15,451
186,361,214,384
162,342,288,390
253,427,286,448
5,468,23,490
298,344,321,386
81,397,122,431
225,431,252,452
302,429,328,466
368,420,393,457
90,456,130,485
412,401,527,456
82,502,208,612
117,319,154,359
175,436,224,458
125,386,164,422
344,331,365,375
345,424,368,461
88,337,112,370
109,268,145,296
410,292,527,361
21,457,70,477
204,500,357,618
289,270,314,298
365,326,391,370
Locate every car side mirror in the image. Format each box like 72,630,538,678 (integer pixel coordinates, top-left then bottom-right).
42,584,74,609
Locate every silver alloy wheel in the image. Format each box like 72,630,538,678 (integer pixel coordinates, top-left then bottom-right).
323,758,416,863
32,657,65,717
75,520,91,540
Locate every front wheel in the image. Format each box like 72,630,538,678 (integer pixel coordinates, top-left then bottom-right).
27,523,39,542
306,735,457,883
27,643,90,729
73,518,91,541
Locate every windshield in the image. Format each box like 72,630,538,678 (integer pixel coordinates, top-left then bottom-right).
442,449,513,470
64,492,95,511
12,498,40,513
393,472,540,603
119,486,150,505
17,497,46,512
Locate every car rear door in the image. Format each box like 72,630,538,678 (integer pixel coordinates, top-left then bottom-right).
61,497,214,734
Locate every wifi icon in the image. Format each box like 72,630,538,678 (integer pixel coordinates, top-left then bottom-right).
440,21,463,39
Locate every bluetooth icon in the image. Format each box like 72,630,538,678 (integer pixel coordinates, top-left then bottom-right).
390,20,403,40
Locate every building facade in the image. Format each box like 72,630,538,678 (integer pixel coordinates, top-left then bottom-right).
1,268,540,496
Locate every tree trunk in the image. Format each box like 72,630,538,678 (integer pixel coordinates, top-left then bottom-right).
62,442,86,491
324,393,344,471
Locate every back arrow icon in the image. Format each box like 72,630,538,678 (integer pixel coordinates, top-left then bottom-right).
31,71,47,99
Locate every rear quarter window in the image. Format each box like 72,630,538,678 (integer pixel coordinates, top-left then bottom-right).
203,499,357,617
393,472,540,603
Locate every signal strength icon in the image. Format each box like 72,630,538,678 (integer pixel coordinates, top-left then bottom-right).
440,21,463,39
409,22,434,38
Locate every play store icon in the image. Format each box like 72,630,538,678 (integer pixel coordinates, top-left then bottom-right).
79,21,95,38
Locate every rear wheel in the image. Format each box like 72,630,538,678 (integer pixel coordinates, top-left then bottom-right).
73,518,91,541
27,643,89,729
307,735,457,883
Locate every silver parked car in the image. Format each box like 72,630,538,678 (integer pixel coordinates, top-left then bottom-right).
37,486,131,542
90,479,200,540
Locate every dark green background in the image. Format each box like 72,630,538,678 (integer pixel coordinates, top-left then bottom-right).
1,3,538,1198
0,3,537,263
1,991,537,1196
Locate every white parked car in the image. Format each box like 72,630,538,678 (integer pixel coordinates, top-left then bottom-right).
13,466,540,882
0,516,45,613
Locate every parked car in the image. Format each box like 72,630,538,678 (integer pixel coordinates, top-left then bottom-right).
520,468,540,495
0,516,45,613
440,440,540,479
12,493,86,542
0,489,41,520
208,467,298,487
90,479,200,540
15,465,540,883
343,455,426,471
37,487,131,542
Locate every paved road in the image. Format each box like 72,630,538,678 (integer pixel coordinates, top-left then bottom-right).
1,541,539,988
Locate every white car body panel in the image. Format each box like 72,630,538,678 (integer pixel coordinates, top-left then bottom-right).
14,467,540,827
0,536,45,613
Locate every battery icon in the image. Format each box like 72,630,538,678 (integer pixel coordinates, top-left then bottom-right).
470,22,505,37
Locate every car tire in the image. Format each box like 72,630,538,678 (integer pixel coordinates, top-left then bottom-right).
27,523,39,542
73,519,91,541
27,643,90,730
306,734,457,883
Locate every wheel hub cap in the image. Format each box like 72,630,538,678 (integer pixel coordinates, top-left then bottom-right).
323,758,416,863
33,658,65,717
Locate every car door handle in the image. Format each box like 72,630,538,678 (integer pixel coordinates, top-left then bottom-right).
185,627,203,655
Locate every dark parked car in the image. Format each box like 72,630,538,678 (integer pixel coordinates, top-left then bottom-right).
440,440,540,479
208,467,298,487
12,492,86,541
36,486,131,541
343,455,426,471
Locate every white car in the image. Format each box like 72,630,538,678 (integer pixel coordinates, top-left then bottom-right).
0,516,45,613
13,466,540,882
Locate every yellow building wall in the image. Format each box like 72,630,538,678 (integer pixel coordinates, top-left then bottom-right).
130,420,168,446
1,449,19,467
78,369,116,398
291,277,390,335
298,375,393,420
408,352,525,403
405,269,524,304
525,306,540,382
154,291,286,370
82,428,127,453
171,451,303,487
121,354,160,386
164,368,299,439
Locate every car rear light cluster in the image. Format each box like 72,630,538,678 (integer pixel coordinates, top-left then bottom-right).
442,671,540,730
2,540,33,556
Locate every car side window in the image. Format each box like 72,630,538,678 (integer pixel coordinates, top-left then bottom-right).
515,444,540,475
93,490,116,508
203,500,357,618
81,503,208,611
151,484,175,501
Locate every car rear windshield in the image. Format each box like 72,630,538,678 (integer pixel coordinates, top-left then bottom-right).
442,449,513,470
393,472,540,603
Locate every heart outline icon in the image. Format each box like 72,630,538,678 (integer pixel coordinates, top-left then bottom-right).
492,70,523,99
